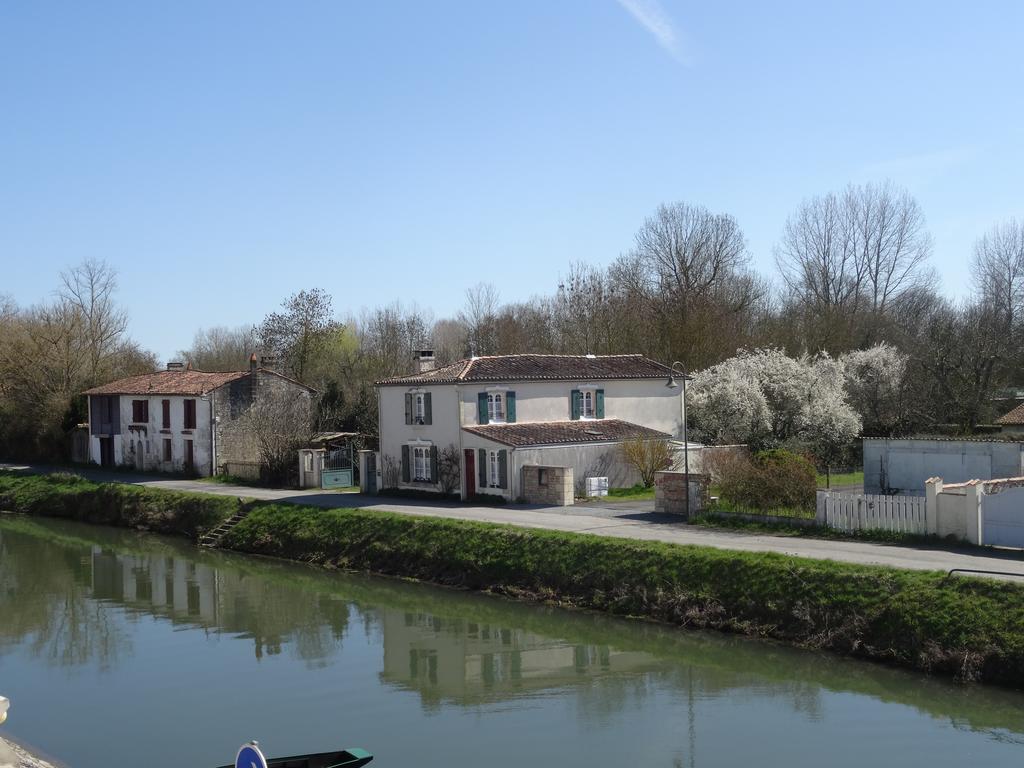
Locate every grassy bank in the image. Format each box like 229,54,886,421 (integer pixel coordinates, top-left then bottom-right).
4,470,1024,687
0,472,236,538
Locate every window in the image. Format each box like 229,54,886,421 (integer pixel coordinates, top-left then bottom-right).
131,400,149,424
414,393,426,424
405,391,431,425
163,439,172,462
571,388,603,420
487,392,504,423
538,468,548,487
162,399,171,429
488,450,500,487
183,399,197,430
412,446,431,481
581,390,595,419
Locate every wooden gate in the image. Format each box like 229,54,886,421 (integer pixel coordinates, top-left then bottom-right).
816,491,927,534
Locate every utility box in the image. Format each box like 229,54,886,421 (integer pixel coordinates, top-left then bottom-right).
586,476,609,497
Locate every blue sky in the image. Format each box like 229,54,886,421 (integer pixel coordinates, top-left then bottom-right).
2,1,1023,360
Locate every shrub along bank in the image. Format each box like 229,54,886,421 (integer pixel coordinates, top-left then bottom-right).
3,471,1024,686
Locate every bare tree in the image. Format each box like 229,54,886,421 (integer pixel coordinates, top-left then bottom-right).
459,282,499,356
776,182,934,351
241,388,318,484
257,288,338,382
620,438,673,487
58,259,128,382
972,218,1024,330
179,325,257,371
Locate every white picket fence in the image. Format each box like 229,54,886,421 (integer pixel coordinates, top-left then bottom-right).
816,490,927,534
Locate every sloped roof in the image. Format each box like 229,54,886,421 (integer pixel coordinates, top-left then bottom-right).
83,368,314,396
462,419,671,447
997,402,1024,426
377,354,674,386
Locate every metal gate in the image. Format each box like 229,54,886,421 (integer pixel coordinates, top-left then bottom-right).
982,486,1024,548
322,444,355,489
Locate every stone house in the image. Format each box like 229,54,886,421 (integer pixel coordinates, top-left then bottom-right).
375,352,683,501
83,357,314,477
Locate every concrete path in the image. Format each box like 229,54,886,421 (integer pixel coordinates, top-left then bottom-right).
5,464,1024,579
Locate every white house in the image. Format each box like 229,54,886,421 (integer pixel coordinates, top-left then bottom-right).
376,352,685,501
83,358,314,477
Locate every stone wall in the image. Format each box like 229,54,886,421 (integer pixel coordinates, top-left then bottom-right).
654,471,707,517
213,369,311,473
520,465,574,506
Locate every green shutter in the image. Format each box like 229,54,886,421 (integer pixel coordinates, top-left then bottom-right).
595,389,605,419
498,450,508,489
430,445,438,482
478,392,489,424
478,449,487,487
404,393,412,425
424,393,433,425
506,391,516,423
401,445,410,483
570,390,581,420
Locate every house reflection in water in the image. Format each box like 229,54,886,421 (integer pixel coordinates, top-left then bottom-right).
90,549,219,626
380,610,663,707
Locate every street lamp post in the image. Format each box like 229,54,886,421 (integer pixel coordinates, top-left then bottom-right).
666,361,690,518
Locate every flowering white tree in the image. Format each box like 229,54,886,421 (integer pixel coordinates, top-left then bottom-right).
840,343,910,436
688,348,861,468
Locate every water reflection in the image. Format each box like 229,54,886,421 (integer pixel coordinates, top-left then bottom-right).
2,514,1024,751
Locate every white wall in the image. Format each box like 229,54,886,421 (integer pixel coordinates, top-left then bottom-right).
456,379,683,435
864,439,1024,495
89,394,213,476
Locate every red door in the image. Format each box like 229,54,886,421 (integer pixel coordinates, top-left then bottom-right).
464,449,475,499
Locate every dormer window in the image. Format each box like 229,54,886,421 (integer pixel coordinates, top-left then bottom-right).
488,392,505,423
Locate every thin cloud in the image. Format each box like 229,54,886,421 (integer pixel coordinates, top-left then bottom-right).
615,0,688,63
855,146,978,190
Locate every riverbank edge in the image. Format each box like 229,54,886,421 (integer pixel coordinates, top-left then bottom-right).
3,471,1024,688
0,734,65,768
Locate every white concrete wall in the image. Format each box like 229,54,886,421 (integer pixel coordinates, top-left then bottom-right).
864,438,1024,495
88,394,213,476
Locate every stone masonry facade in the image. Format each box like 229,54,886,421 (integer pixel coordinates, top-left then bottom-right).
654,471,708,517
213,369,308,474
520,464,574,506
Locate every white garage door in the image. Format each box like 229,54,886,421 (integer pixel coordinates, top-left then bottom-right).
982,486,1024,549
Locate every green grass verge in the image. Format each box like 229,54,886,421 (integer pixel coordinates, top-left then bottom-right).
817,471,864,488
708,499,815,519
5,469,1024,686
606,484,655,500
691,512,948,545
0,471,237,538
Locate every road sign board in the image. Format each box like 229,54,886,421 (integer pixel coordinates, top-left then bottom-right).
236,743,268,768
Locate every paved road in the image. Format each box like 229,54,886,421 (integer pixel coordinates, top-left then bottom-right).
5,464,1024,578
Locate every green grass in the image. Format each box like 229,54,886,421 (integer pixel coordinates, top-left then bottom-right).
707,498,816,520
0,470,237,538
6,468,1024,686
606,484,655,500
817,471,864,488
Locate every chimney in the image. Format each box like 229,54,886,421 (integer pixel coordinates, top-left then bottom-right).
259,355,277,371
249,352,258,373
166,361,185,372
414,349,436,373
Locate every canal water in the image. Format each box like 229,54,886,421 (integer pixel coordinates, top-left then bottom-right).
1,516,1023,768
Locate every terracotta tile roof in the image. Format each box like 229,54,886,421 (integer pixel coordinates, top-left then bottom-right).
462,419,671,447
377,354,674,386
997,403,1024,426
84,369,250,396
